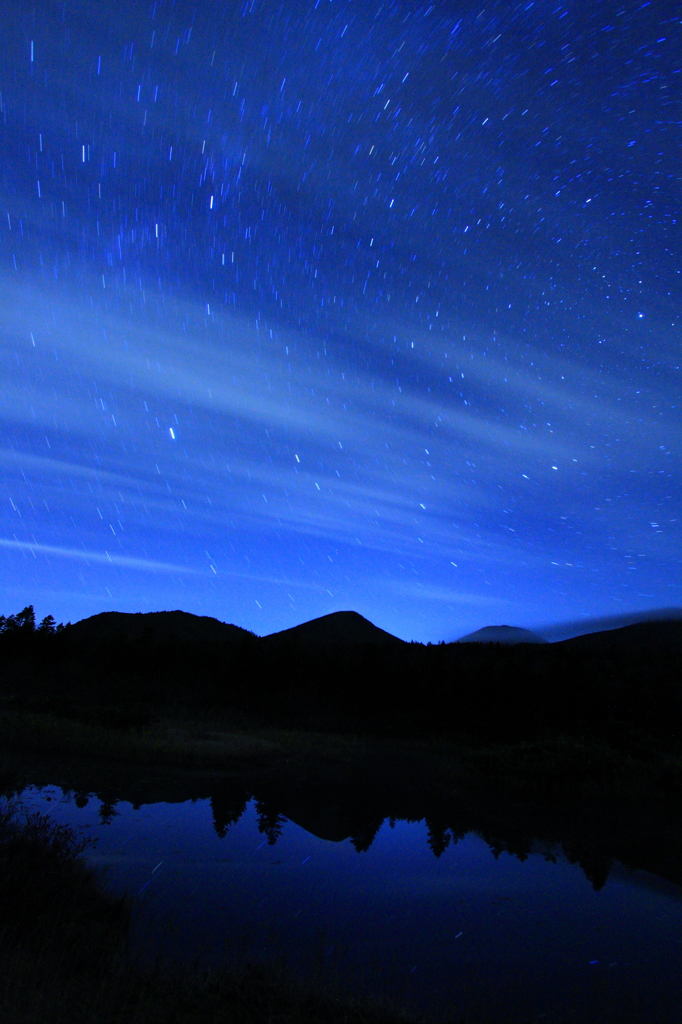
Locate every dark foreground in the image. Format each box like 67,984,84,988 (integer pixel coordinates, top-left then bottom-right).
0,792,425,1024
4,737,681,1024
1,606,681,1022
1,606,681,757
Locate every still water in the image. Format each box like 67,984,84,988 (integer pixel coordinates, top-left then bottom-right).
17,783,682,1022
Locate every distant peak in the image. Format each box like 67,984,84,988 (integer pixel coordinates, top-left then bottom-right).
309,610,373,624
264,610,404,645
456,625,548,645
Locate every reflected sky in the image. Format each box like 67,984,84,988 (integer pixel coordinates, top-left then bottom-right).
1,1,680,640
15,785,682,1022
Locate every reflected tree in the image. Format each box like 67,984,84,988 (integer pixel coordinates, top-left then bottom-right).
96,791,119,824
211,788,249,839
349,819,383,853
482,830,532,863
425,818,452,858
255,799,287,845
563,842,612,891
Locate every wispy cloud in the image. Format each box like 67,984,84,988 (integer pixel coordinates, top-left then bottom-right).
0,538,202,574
387,580,509,606
4,273,672,577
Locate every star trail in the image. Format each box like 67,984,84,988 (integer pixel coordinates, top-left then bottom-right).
1,0,680,640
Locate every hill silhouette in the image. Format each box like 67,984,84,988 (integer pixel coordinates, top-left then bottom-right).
262,610,405,646
3,602,682,754
557,618,682,652
538,607,682,642
456,625,548,645
65,610,255,645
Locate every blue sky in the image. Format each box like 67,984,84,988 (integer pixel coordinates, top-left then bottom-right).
1,0,680,640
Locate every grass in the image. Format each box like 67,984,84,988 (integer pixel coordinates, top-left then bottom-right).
0,709,285,768
457,735,682,795
0,707,465,783
0,793,129,1021
3,706,681,804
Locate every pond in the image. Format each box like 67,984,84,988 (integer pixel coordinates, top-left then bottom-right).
15,777,682,1023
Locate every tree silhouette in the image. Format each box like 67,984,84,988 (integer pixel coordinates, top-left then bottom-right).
1,606,36,633
211,789,249,839
349,819,383,853
255,799,287,845
96,791,119,824
425,818,452,858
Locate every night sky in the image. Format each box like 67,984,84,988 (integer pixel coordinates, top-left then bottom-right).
1,0,680,642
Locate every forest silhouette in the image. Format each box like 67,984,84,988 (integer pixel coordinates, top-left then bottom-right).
1,604,680,758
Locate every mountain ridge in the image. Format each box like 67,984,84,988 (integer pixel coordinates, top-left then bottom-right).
65,610,255,645
61,607,682,649
456,625,548,645
262,610,405,646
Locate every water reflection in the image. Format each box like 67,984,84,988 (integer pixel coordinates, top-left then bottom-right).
9,781,682,1023
6,762,681,897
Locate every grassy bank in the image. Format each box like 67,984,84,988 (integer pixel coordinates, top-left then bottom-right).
0,709,285,768
0,705,457,778
3,706,681,801
457,736,682,795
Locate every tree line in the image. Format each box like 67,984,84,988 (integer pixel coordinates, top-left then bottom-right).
0,605,680,754
0,605,65,635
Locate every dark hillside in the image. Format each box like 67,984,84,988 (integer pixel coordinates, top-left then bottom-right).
557,618,682,653
1,606,681,753
262,610,404,646
456,625,548,644
65,610,256,645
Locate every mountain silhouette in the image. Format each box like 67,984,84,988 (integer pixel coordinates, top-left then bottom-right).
65,610,255,645
556,618,682,651
456,625,548,645
262,610,405,646
536,607,682,642
61,608,682,649
5,602,682,768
